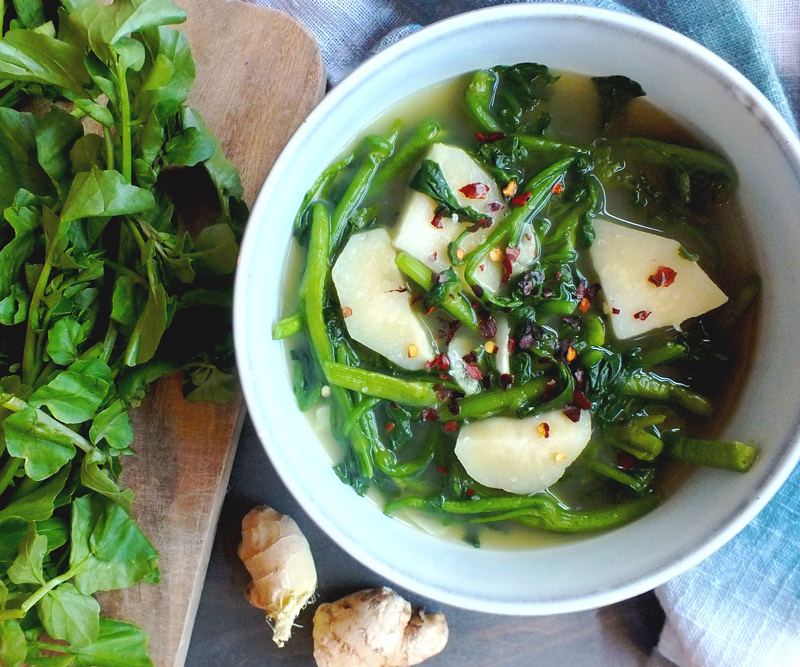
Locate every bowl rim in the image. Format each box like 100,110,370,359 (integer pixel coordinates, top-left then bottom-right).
234,2,800,614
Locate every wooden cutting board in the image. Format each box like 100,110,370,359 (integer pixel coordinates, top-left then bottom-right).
97,3,325,666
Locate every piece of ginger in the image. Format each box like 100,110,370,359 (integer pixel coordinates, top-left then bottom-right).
238,505,317,647
313,587,448,667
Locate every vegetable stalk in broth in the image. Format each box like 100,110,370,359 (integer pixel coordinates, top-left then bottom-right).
275,64,758,546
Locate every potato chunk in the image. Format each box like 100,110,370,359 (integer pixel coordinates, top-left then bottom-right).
332,228,434,370
392,143,536,293
590,218,727,339
454,409,592,494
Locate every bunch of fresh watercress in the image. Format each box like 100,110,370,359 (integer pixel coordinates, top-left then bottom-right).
0,0,245,664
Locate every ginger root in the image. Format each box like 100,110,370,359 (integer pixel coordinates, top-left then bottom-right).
312,587,448,667
238,505,317,647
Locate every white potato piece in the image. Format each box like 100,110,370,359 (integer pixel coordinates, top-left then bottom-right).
590,217,728,340
392,143,536,293
455,409,592,494
332,228,435,371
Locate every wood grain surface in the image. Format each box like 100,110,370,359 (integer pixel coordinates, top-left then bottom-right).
97,3,325,666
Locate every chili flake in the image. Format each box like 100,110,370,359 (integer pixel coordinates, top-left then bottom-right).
476,131,505,142
618,452,636,470
407,344,419,358
578,297,591,313
537,422,550,438
572,390,592,411
566,346,577,363
498,373,514,390
484,340,497,354
385,422,395,433
342,306,353,318
486,201,504,212
551,182,564,194
502,180,518,197
421,407,439,421
444,420,459,433
562,404,581,422
428,251,438,262
464,363,484,380
459,182,490,199
466,488,476,497
510,191,532,207
424,305,436,315
437,466,450,474
648,265,677,287
634,310,652,320
430,210,444,229
612,307,621,314
424,353,450,372
502,246,521,283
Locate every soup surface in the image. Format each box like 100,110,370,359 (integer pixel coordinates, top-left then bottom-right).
275,64,758,548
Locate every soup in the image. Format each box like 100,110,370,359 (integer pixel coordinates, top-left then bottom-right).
274,64,758,547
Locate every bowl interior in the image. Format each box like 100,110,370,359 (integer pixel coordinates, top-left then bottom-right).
234,4,800,613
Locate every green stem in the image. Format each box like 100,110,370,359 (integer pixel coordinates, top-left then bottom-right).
371,118,442,192
623,370,712,416
323,362,439,407
115,58,132,183
104,258,147,285
21,563,83,613
0,456,22,497
0,609,25,621
22,246,56,386
294,154,354,235
465,69,501,132
394,252,478,331
271,313,304,340
0,394,93,453
664,433,756,472
441,377,549,421
103,125,115,170
300,203,373,477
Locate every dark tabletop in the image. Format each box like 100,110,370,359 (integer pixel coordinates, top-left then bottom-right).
187,416,676,666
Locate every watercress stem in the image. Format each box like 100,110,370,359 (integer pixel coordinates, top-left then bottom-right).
115,58,133,183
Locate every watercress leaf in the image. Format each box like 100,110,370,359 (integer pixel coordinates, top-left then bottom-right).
138,27,194,121
28,369,109,424
35,108,84,197
70,618,153,667
45,316,87,366
184,367,237,404
163,126,215,166
191,223,238,275
110,275,141,328
11,0,47,29
60,167,156,224
69,0,186,53
84,53,119,109
67,359,114,388
38,583,100,649
23,653,77,667
0,466,69,522
2,408,76,480
409,159,487,223
180,107,244,207
70,494,159,595
8,523,47,585
0,578,7,607
0,30,90,95
592,75,646,127
89,400,134,450
70,97,115,127
116,359,176,407
113,36,145,73
0,619,27,667
80,458,134,514
0,108,54,210
0,283,30,325
490,62,555,132
125,279,170,366
0,211,37,301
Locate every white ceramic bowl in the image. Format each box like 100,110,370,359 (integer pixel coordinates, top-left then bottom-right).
234,4,800,613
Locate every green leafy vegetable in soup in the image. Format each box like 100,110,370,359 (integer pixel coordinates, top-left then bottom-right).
276,64,758,544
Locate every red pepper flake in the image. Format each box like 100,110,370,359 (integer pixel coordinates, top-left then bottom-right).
572,390,592,411
459,182,489,200
542,379,558,401
510,191,532,207
478,313,497,339
476,131,506,142
387,286,408,293
551,181,564,194
537,422,550,438
578,297,590,313
486,201,504,212
437,466,450,474
467,218,492,233
618,452,636,470
466,488,476,497
464,363,484,380
430,210,444,229
562,404,581,423
428,251,438,262
424,305,436,315
612,307,620,315
439,373,451,380
421,407,439,421
634,310,652,321
502,246,521,283
424,353,451,372
498,373,514,390
444,420,459,433
507,337,516,354
472,284,485,298
342,306,352,318
385,422,395,433
648,266,677,287
554,270,563,280
479,264,485,272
